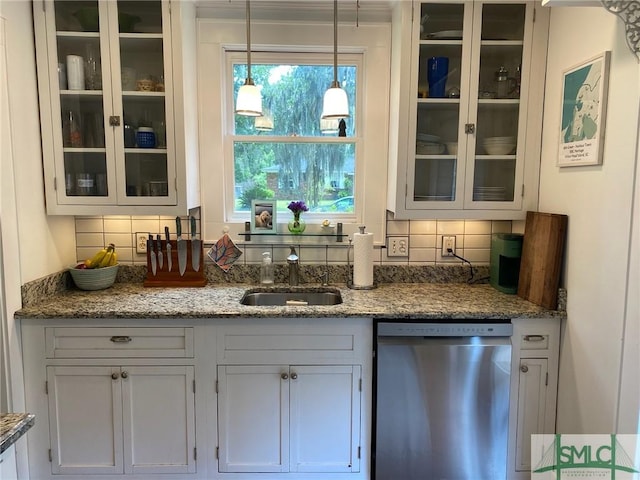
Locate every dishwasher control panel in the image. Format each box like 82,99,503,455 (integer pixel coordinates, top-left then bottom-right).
377,322,513,337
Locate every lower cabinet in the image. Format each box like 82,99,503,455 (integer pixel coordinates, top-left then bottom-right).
217,364,361,474
47,365,196,475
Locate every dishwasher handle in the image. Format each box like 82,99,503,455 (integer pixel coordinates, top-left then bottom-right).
377,322,512,337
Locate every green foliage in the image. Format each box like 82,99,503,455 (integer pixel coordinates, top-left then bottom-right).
239,181,274,209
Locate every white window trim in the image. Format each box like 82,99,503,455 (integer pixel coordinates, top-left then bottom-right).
197,18,390,244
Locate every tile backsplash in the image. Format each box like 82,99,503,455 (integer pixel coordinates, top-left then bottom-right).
75,213,513,267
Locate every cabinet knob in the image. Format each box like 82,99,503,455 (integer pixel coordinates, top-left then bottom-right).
109,115,121,127
121,371,129,379
281,373,289,380
291,373,298,380
520,365,529,373
465,123,475,134
111,372,119,380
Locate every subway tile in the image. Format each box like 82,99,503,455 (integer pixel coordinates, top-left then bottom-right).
460,248,490,264
491,220,512,234
75,217,104,232
75,232,105,248
464,220,491,235
463,234,491,249
105,233,132,248
103,217,133,234
386,220,409,235
512,220,525,234
131,218,161,234
409,220,437,235
408,248,436,263
116,247,134,263
410,234,437,248
436,220,465,235
328,246,350,263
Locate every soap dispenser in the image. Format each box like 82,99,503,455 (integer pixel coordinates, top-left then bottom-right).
260,252,274,284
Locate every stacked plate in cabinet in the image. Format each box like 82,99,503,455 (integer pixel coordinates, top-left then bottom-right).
473,186,507,201
416,134,445,155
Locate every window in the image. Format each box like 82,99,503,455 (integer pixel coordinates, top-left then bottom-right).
229,54,358,217
198,19,390,243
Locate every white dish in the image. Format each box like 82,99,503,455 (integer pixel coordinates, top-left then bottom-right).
484,136,516,144
427,30,463,40
416,143,445,155
445,142,458,155
484,144,516,155
416,133,440,143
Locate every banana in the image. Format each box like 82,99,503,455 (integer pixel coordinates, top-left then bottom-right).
98,244,116,268
85,244,116,268
108,251,118,266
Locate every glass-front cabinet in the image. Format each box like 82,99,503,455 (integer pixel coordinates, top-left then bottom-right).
388,1,549,219
34,0,198,215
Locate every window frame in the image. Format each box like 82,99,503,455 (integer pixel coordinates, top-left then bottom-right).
197,18,390,244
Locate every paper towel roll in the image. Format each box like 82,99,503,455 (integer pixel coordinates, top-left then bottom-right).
353,230,374,287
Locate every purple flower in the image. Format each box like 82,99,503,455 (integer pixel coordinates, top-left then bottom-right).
287,200,309,214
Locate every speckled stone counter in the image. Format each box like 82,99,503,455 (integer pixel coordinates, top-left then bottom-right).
16,282,562,320
1,413,35,454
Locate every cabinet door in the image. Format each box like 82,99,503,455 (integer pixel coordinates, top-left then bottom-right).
121,366,196,474
289,365,362,473
515,358,547,471
464,2,531,210
47,366,124,474
217,365,290,473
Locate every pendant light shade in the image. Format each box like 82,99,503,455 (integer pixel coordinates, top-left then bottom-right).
321,0,349,120
255,108,274,131
236,0,262,117
320,117,339,134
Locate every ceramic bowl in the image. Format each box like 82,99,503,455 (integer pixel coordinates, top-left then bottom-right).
69,264,118,291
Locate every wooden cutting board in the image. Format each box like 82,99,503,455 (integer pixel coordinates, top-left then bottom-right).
517,211,568,309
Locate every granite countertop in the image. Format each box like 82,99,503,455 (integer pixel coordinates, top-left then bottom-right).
1,413,35,454
16,282,562,320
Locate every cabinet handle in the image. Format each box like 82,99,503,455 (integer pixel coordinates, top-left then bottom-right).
111,372,119,380
109,115,121,127
520,365,529,373
291,373,298,380
110,336,132,343
465,123,475,134
281,373,289,380
524,335,545,342
121,371,129,379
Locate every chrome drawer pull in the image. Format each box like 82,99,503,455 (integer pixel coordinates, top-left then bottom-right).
520,365,529,373
110,336,132,343
523,335,545,342
111,372,119,380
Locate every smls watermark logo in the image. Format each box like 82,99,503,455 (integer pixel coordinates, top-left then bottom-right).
531,434,640,479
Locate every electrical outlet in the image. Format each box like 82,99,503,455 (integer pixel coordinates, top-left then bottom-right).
387,236,409,257
441,235,456,257
136,233,150,254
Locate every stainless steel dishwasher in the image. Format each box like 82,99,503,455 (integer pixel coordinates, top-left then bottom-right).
374,321,513,480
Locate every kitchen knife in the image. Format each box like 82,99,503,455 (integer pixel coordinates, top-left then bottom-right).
156,234,164,271
148,234,157,275
165,226,172,272
190,216,201,272
176,216,187,276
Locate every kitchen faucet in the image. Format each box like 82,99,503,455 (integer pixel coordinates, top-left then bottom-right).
287,246,299,286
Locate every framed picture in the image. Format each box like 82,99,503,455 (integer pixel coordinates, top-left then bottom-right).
250,200,277,233
558,51,610,167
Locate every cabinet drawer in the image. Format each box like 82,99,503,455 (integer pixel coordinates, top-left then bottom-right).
45,327,194,358
519,334,549,350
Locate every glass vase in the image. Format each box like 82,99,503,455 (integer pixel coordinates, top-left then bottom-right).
288,215,306,234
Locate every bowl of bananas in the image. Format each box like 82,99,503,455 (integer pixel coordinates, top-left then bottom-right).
69,243,119,290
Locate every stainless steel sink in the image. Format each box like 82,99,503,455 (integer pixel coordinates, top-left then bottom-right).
240,289,343,306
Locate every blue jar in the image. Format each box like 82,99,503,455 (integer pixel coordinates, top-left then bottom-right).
136,127,156,148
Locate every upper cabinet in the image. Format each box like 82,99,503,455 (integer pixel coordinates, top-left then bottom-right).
387,1,550,220
33,0,200,215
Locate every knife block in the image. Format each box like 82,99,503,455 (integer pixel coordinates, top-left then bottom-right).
143,240,206,287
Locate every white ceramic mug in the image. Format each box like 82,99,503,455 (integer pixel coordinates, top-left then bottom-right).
66,55,85,90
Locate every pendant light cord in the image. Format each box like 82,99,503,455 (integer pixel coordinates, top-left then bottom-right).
246,0,252,81
332,0,338,87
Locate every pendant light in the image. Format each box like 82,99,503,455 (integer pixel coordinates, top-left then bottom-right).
320,118,339,134
321,0,349,120
236,0,262,116
255,108,274,131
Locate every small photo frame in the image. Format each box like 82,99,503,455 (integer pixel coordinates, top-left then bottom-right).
251,200,277,233
558,51,610,167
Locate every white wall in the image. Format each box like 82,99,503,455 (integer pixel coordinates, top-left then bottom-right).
540,6,639,432
0,0,75,285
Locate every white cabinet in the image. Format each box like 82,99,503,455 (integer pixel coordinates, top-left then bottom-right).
32,0,199,215
214,318,372,479
387,1,550,219
21,324,199,480
217,364,361,474
508,318,561,479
